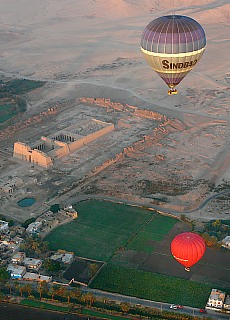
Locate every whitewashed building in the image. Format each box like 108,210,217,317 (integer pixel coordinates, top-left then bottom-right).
206,289,226,310
50,251,74,264
222,236,230,249
26,221,42,234
23,272,52,282
23,257,42,271
0,220,9,233
7,264,26,279
11,252,26,264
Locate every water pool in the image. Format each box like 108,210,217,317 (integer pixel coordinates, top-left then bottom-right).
17,197,36,207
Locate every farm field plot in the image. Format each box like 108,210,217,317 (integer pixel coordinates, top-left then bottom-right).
63,257,104,284
127,215,177,253
45,200,158,261
0,103,17,123
90,264,213,308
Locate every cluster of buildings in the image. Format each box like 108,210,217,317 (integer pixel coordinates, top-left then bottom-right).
0,230,24,267
26,205,78,237
5,249,75,283
0,205,78,284
206,289,230,313
7,252,51,282
0,232,50,282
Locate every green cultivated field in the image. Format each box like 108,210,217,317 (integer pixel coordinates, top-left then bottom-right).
45,200,158,261
127,214,177,252
20,299,69,312
0,103,17,123
91,264,212,308
45,200,221,308
0,78,45,124
0,78,44,95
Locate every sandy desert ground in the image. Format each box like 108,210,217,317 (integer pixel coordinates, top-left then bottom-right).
0,0,229,221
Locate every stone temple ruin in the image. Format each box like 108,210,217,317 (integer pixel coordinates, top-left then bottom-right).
13,119,114,168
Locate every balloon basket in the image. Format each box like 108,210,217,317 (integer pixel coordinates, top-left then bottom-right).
185,267,190,272
168,89,178,95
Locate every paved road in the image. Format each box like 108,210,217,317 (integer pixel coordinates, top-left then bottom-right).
81,287,230,320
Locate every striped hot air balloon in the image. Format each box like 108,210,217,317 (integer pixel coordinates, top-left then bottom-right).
140,15,206,94
171,232,206,272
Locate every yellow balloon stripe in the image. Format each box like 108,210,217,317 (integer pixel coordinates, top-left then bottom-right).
140,46,206,58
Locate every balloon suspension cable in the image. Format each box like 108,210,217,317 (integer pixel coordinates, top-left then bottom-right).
185,267,190,272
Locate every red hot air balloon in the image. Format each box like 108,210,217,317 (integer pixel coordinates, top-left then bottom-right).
171,232,206,271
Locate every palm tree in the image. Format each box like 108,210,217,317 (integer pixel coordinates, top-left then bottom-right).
57,285,66,302
19,284,24,297
120,302,130,314
20,236,48,257
63,289,72,304
0,267,10,288
83,292,95,307
25,284,32,297
72,287,82,302
13,280,19,295
38,281,46,299
5,282,13,294
48,284,57,301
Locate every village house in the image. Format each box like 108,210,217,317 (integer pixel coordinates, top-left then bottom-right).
224,295,230,313
26,221,42,234
222,236,230,249
23,272,52,283
206,289,226,310
23,257,42,271
61,253,75,264
10,226,26,236
0,236,23,252
64,205,78,218
36,211,59,230
11,252,26,264
7,264,26,279
0,220,9,233
50,251,74,264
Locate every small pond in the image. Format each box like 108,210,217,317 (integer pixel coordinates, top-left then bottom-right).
17,197,36,207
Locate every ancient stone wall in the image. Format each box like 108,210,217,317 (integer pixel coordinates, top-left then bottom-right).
91,121,181,175
79,97,168,122
13,142,53,168
68,122,114,152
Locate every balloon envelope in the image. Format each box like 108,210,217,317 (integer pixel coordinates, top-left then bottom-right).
171,232,206,269
140,15,206,90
